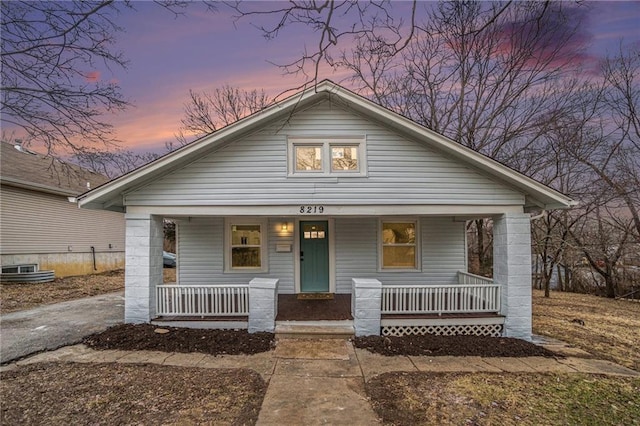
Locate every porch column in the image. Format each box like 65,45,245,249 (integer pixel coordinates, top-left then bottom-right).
493,212,532,340
352,278,382,336
124,213,163,323
248,278,279,333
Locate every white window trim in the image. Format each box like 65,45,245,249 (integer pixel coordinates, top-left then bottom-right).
287,137,367,177
378,218,421,272
2,264,38,273
224,218,269,273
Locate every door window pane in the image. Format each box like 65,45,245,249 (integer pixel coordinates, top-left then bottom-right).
331,146,358,171
295,146,323,171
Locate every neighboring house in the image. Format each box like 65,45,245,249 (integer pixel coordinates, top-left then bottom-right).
77,81,575,340
0,141,125,278
532,255,569,290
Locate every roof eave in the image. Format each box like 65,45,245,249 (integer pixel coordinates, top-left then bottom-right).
0,176,79,197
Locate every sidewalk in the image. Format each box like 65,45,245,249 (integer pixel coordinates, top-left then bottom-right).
3,338,638,425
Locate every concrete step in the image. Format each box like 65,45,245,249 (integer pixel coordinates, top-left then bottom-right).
275,320,354,339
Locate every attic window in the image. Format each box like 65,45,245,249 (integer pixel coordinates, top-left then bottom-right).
288,137,367,177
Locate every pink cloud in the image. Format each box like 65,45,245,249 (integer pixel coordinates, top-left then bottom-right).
85,71,101,83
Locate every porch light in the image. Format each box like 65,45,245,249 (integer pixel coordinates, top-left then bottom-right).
281,222,288,232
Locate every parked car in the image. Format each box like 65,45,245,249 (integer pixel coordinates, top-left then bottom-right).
163,251,176,268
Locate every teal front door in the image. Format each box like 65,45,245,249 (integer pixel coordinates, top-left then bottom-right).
300,221,330,292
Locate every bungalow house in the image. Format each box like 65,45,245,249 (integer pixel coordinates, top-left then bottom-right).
0,141,125,279
77,81,575,339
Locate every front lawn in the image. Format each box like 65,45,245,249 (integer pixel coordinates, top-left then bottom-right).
533,289,640,370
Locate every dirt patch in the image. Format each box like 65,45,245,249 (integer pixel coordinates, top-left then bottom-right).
83,323,275,356
0,269,125,313
1,362,266,425
367,371,640,425
354,335,559,357
1,269,175,314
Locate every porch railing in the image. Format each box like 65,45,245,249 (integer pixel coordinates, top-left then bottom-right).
457,271,494,285
156,285,249,317
381,283,500,315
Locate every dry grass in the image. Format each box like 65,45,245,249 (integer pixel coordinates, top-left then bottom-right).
533,289,640,370
1,362,266,425
1,269,176,314
367,371,640,425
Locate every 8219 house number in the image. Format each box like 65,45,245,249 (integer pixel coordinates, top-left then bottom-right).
299,205,324,214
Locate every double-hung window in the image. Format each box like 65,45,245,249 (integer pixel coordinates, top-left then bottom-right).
225,219,268,272
379,220,420,270
289,137,366,176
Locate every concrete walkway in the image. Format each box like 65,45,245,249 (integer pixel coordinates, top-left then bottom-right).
3,338,638,425
0,292,124,364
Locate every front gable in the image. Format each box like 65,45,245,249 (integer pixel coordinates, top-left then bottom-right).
79,80,574,213
124,100,524,210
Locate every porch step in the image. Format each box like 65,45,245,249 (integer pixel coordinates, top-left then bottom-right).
275,320,354,339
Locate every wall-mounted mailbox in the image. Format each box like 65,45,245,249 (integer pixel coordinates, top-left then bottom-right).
276,244,292,253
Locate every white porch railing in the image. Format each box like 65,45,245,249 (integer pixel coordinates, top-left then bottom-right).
457,271,494,285
156,285,249,317
381,283,500,315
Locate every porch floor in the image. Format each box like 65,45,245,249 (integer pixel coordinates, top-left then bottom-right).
276,294,353,321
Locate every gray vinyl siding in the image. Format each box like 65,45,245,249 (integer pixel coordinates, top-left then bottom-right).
335,217,465,293
0,185,125,255
125,100,524,206
177,217,295,293
178,216,465,294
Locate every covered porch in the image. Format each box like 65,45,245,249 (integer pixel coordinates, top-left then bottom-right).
128,211,532,339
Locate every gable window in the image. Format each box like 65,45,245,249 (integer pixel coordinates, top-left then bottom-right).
331,146,358,171
288,137,366,176
295,145,323,171
380,220,419,270
225,219,268,272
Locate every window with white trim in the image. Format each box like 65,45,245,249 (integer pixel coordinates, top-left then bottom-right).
225,219,268,272
288,137,366,176
2,264,37,273
380,220,419,270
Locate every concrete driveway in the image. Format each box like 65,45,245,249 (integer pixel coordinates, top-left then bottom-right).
1,292,124,364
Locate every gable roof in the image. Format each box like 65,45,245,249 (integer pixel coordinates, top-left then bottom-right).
0,141,109,196
78,80,576,211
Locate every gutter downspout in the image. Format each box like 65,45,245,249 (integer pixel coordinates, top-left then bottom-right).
90,246,97,271
530,210,546,221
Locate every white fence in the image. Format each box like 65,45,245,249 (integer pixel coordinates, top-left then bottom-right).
156,285,249,317
381,283,500,315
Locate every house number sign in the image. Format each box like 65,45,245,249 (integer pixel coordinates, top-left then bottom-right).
299,205,325,214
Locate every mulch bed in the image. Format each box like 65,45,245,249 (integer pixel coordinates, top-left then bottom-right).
354,335,561,357
85,324,560,358
83,324,275,356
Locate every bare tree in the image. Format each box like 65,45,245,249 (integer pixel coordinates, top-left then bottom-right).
73,147,160,179
225,1,590,275
176,85,273,144
1,1,207,155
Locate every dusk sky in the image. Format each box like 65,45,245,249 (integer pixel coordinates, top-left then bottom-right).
64,1,640,153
